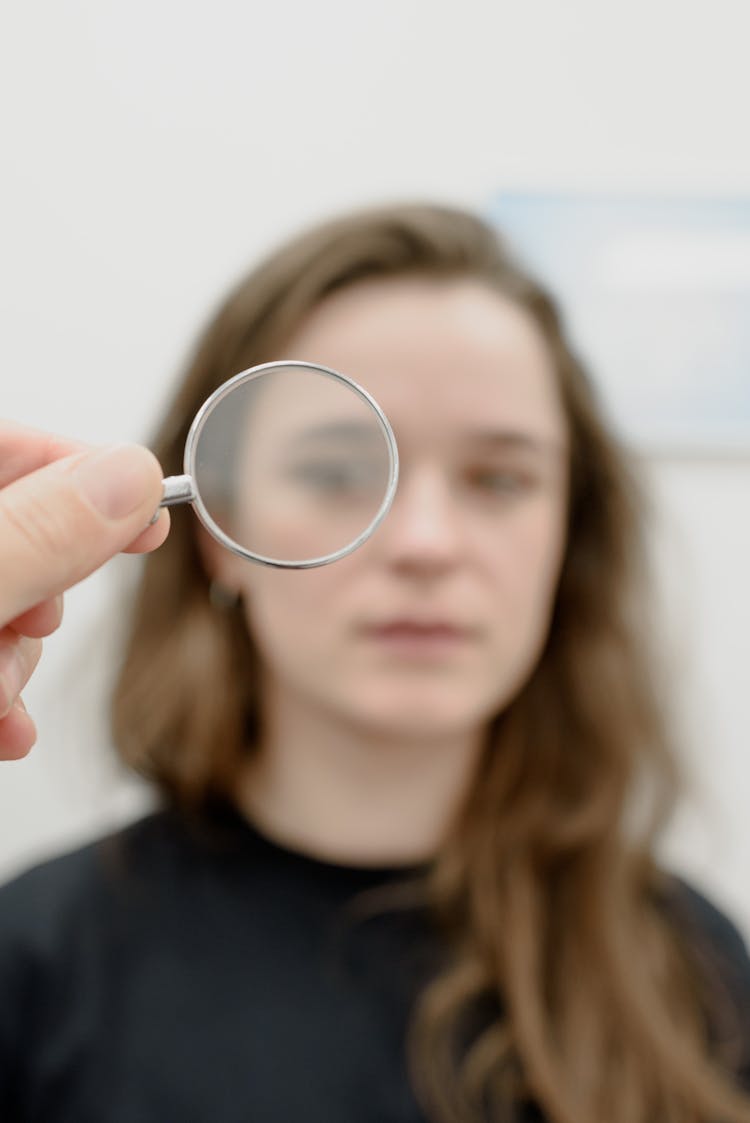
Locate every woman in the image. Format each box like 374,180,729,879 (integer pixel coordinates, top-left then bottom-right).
0,203,748,1123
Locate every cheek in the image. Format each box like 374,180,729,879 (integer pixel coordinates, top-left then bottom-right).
490,502,567,625
474,506,566,711
237,565,347,667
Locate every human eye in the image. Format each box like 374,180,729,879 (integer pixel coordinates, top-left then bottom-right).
285,456,382,497
466,465,537,497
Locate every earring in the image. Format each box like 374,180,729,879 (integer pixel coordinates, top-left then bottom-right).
209,580,241,611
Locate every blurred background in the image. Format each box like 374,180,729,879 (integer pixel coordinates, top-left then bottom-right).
1,0,748,934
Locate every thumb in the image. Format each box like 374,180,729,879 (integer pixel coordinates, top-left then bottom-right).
0,444,165,625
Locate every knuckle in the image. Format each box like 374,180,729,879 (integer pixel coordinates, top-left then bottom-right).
0,633,21,716
21,636,43,679
0,675,12,717
0,635,42,718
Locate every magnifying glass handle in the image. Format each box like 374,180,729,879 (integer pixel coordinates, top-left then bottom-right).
160,475,197,508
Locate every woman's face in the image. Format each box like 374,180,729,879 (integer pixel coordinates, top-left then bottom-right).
212,276,570,741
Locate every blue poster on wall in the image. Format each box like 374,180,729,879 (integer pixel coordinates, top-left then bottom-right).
487,193,750,452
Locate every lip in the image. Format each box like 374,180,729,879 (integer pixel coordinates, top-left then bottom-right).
360,619,476,654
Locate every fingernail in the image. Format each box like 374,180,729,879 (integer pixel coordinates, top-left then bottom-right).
71,445,156,520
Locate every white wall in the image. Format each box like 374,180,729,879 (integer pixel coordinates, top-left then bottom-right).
1,0,749,935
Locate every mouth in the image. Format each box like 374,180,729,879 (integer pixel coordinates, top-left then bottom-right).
360,619,477,656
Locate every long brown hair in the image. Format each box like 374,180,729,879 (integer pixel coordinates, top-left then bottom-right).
112,203,750,1123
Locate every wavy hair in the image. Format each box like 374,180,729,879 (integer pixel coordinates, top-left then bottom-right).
111,203,750,1123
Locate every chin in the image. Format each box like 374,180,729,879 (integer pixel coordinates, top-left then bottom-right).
341,686,499,742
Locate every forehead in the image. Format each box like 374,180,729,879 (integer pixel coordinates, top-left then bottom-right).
280,277,567,451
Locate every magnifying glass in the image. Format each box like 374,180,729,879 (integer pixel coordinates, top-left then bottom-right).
158,361,399,569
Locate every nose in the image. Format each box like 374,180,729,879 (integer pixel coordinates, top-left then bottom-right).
374,464,463,576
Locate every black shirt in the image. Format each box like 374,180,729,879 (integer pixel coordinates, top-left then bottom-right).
0,805,748,1123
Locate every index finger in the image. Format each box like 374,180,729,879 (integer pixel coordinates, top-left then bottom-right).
0,421,90,489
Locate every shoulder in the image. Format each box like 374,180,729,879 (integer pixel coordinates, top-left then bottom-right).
658,873,750,989
656,872,750,1084
0,809,210,1099
0,810,186,955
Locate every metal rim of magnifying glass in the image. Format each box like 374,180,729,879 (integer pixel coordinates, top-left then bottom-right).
182,360,400,570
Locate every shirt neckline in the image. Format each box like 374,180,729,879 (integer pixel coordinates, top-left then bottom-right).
185,797,432,887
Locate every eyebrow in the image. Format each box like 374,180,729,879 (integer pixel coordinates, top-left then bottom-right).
290,421,384,446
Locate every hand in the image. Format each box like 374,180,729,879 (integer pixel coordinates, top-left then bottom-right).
0,422,170,760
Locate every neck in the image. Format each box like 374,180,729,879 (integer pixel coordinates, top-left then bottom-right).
236,682,485,868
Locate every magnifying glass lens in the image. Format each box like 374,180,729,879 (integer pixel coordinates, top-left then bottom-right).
191,365,393,566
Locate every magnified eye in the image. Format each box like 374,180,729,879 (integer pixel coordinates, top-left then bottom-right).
186,360,398,566
285,457,383,496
